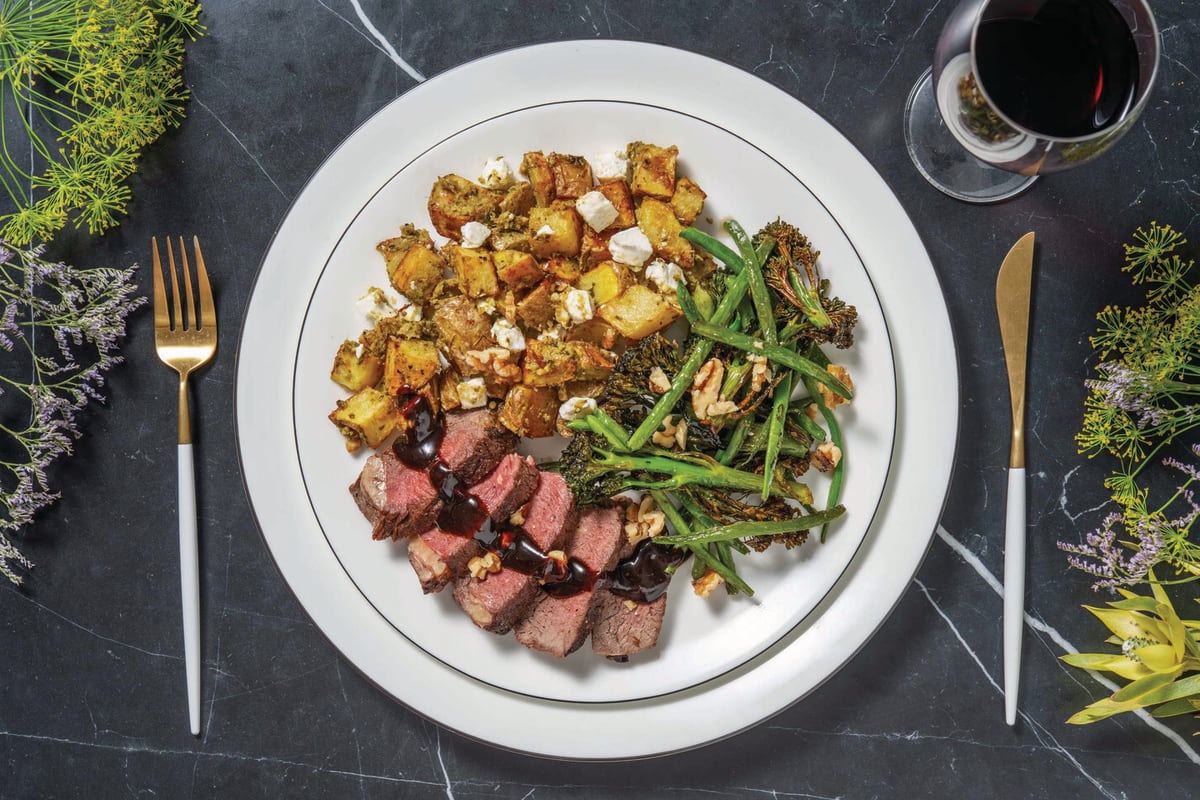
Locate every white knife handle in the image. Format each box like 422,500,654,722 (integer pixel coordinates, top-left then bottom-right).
1003,467,1026,726
178,442,201,736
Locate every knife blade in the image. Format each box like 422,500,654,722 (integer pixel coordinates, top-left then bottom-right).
996,231,1035,727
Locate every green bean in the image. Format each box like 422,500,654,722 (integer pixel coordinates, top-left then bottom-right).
681,227,744,273
651,489,753,595
761,371,791,499
655,505,846,545
725,220,777,346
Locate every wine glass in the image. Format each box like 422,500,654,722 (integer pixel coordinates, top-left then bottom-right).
904,0,1160,203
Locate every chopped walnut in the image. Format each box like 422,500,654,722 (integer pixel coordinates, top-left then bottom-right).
648,366,672,394
812,440,843,472
705,399,739,418
748,354,771,393
817,364,853,408
625,494,667,545
693,570,725,598
467,551,502,580
651,415,687,450
463,346,522,382
804,402,821,421
622,599,639,611
690,357,725,421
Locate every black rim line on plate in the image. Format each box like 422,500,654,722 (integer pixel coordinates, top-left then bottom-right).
280,97,900,707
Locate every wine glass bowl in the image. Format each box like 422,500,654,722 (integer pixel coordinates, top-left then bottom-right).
905,0,1160,203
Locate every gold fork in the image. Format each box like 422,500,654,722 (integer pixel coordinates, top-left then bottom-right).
151,236,217,737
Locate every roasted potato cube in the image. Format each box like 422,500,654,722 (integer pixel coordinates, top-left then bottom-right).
528,204,583,259
522,339,578,386
671,176,707,225
439,366,463,412
329,387,404,448
388,243,446,303
498,383,559,438
578,260,635,305
548,153,593,199
594,179,637,228
377,224,433,262
384,337,441,394
569,340,616,381
446,244,498,298
636,197,694,268
489,228,531,252
566,318,621,350
520,151,555,206
579,228,614,269
432,295,493,368
330,339,384,392
545,256,582,283
499,180,535,217
628,142,678,199
427,174,502,240
492,248,543,290
516,280,557,329
598,284,682,340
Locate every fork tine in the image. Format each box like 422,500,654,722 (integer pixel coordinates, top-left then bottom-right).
192,237,216,330
151,237,170,329
166,237,184,330
177,236,196,331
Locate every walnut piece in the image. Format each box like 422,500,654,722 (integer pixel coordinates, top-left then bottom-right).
624,494,667,545
648,366,672,394
467,551,502,580
693,570,725,598
690,357,725,421
651,414,687,450
817,364,853,408
812,440,843,472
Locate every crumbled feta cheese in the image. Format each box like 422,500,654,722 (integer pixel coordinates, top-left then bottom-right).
355,286,421,323
592,150,629,182
609,226,654,267
537,326,565,342
437,349,450,371
491,317,526,351
460,220,490,249
478,156,514,189
645,259,685,293
563,288,595,324
354,341,365,359
534,223,555,237
575,190,619,232
476,297,498,316
558,395,597,422
457,377,488,409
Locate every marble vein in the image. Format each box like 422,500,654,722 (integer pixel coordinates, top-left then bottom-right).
330,0,427,82
16,591,176,661
934,524,1200,767
190,93,289,201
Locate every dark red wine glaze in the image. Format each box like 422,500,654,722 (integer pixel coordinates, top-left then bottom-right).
975,0,1139,138
392,394,677,601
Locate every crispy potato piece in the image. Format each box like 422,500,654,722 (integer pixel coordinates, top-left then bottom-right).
377,224,433,262
516,280,557,329
545,256,582,283
520,151,555,206
522,339,578,386
598,284,682,340
446,244,499,298
330,339,384,392
579,228,614,269
628,142,678,199
569,340,616,381
566,318,621,350
671,176,707,225
499,180,535,217
384,337,441,394
329,387,405,449
594,179,637,228
528,203,584,259
635,197,694,268
578,260,636,305
548,153,593,199
388,243,446,303
432,295,493,369
492,249,543,291
498,383,559,438
427,174,502,240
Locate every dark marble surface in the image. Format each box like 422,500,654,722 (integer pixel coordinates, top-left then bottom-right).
4,1,1199,797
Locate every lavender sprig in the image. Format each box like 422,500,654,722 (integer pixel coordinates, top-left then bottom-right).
0,241,145,584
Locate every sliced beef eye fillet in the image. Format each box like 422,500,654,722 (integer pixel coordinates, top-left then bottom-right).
589,589,668,661
407,453,539,593
452,470,577,634
514,503,624,657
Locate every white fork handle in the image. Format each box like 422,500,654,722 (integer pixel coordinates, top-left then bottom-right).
1003,467,1026,727
178,442,201,736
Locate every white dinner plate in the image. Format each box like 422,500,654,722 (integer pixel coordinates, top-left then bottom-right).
236,40,958,760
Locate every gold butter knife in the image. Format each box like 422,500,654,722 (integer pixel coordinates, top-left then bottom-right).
996,231,1035,727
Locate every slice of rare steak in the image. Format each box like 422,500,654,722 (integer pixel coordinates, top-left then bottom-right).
349,449,440,541
439,409,520,485
514,503,624,657
452,470,576,634
589,589,668,661
408,453,539,593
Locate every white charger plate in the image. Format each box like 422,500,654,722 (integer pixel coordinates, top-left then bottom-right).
236,40,958,759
